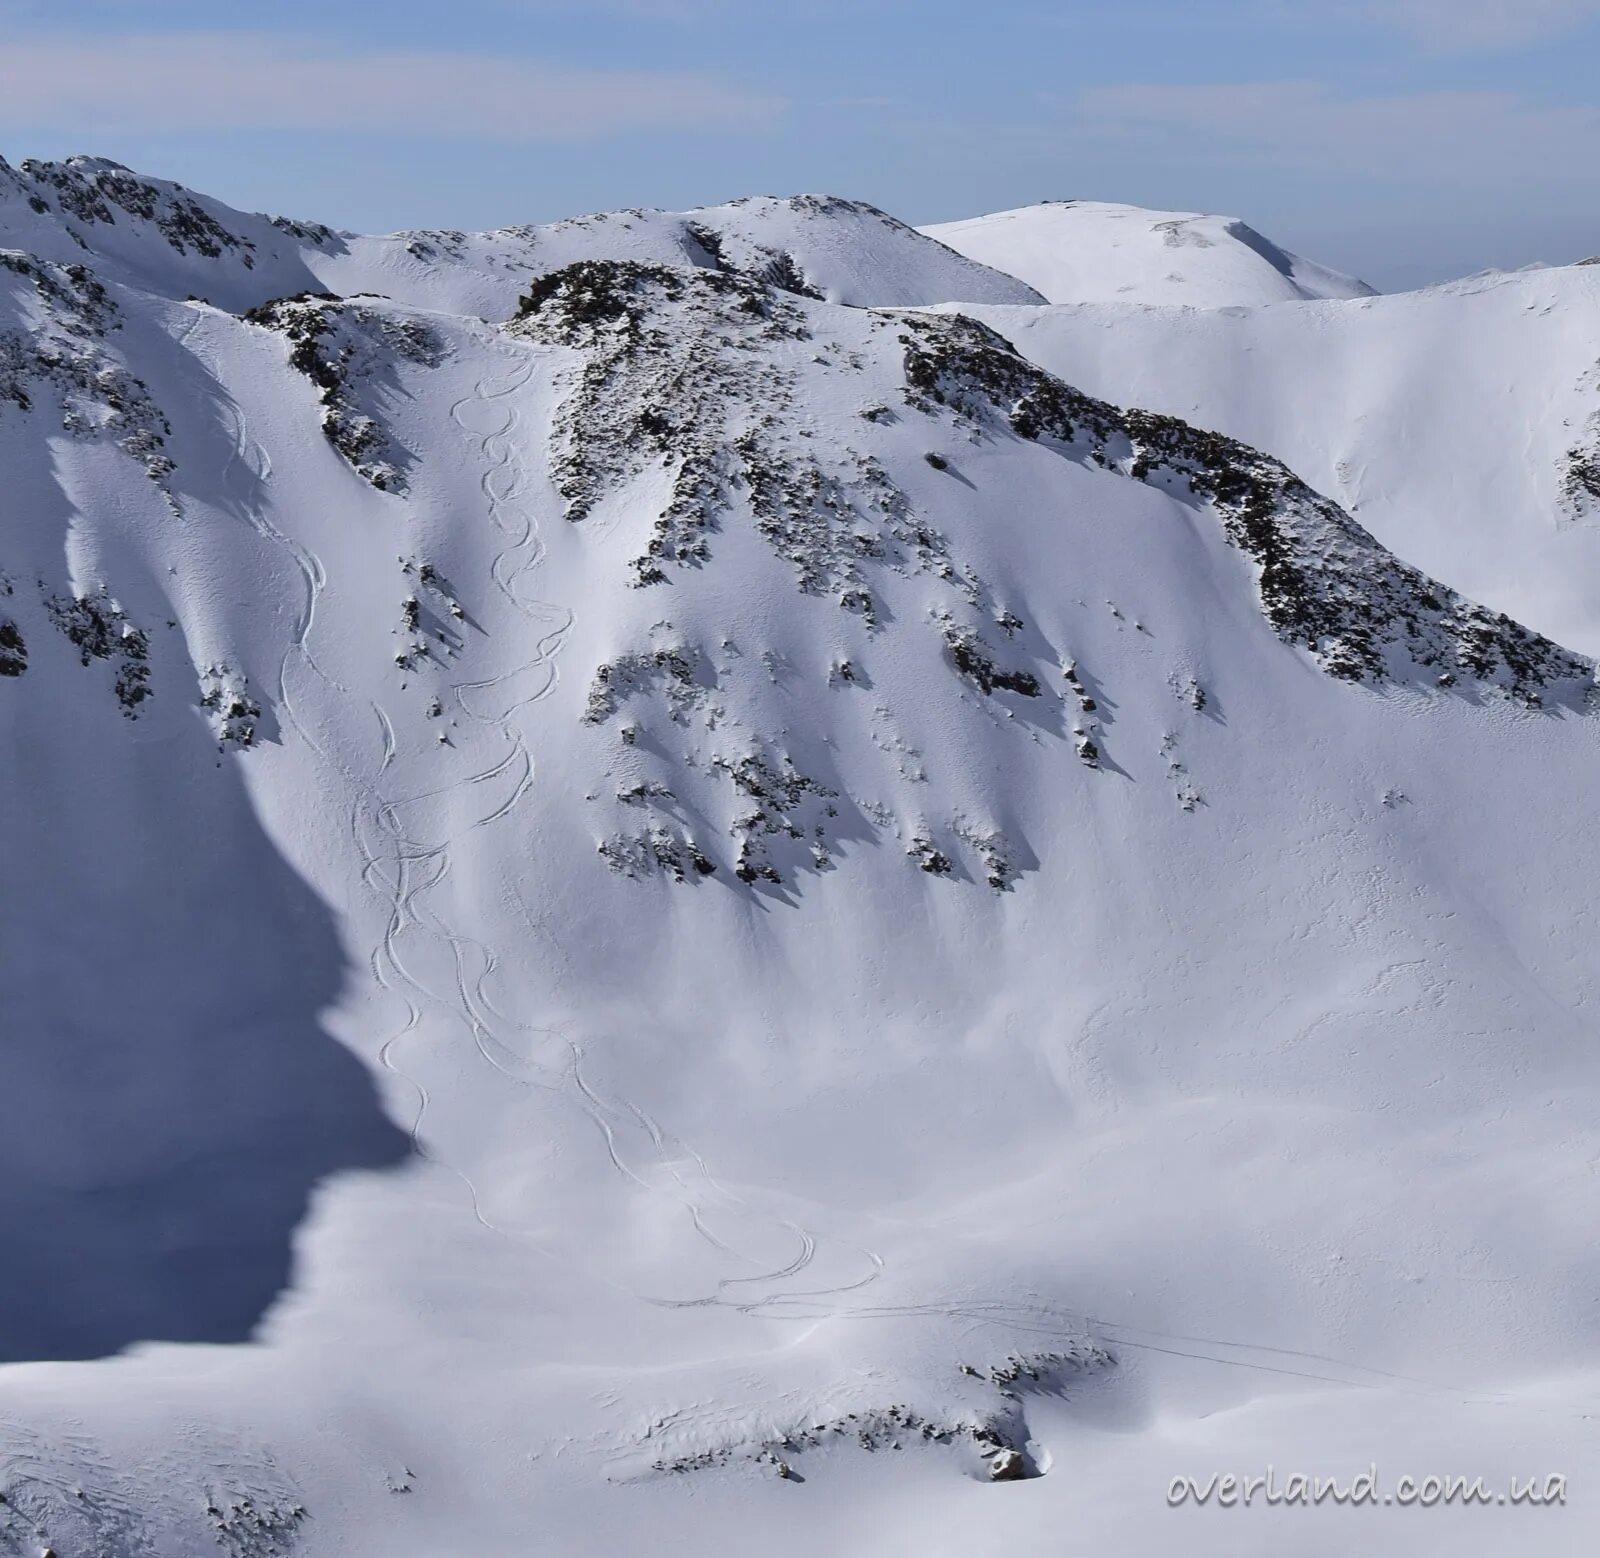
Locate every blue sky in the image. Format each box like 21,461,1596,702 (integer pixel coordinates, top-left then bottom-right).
1,0,1598,289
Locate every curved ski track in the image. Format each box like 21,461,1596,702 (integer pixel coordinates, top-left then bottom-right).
177,307,898,1342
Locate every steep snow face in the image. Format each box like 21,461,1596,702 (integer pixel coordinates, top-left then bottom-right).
6,167,1600,1558
922,200,1375,306
952,261,1600,654
0,155,1042,316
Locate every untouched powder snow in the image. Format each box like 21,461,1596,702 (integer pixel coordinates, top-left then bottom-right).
3,159,1600,1558
922,200,1376,306
951,261,1600,656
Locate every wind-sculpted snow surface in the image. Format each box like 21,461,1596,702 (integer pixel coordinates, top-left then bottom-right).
6,161,1600,1558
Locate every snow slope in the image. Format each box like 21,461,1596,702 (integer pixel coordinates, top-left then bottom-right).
3,164,1600,1558
923,200,1375,306
952,261,1600,654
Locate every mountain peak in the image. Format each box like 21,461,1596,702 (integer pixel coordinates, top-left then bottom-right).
922,199,1376,306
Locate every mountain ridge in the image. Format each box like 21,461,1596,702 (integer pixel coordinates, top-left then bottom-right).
0,152,1047,316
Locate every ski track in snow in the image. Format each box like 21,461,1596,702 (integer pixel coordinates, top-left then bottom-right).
169,286,1439,1444
176,303,497,1216
290,340,889,1318
444,349,883,1312
360,346,576,1231
216,336,875,1313
177,307,337,753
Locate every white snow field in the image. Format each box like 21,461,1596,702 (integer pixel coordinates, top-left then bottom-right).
3,157,1600,1557
949,261,1600,660
922,200,1376,307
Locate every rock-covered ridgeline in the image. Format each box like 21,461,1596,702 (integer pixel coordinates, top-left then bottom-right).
511,261,928,599
516,259,1594,710
0,248,172,481
1,152,266,262
500,259,1596,891
898,309,1596,703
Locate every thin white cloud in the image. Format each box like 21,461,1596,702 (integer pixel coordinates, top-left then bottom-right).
1357,0,1600,49
1074,82,1600,184
499,0,896,15
0,32,782,138
504,0,748,14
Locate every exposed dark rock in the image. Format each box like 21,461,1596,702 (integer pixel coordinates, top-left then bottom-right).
45,589,151,715
21,157,253,261
941,620,1041,698
0,618,26,676
246,294,442,492
0,251,172,479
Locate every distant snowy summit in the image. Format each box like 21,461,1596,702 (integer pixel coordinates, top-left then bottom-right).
921,199,1377,306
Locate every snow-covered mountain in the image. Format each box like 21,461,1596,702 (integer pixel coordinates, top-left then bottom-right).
922,200,1375,306
0,154,1043,317
4,160,1600,1558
